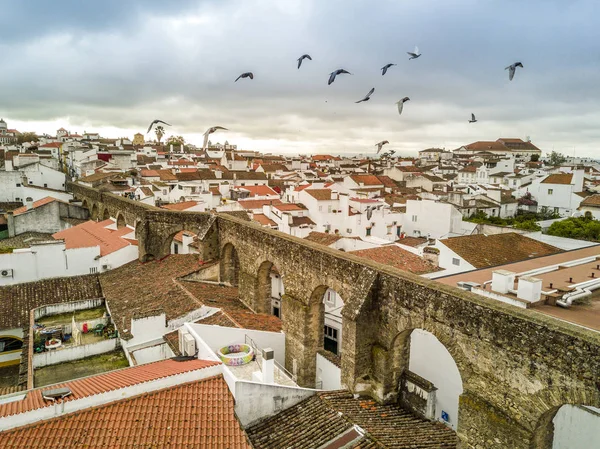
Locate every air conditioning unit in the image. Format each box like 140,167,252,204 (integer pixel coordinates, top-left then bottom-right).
182,333,196,357
101,264,111,271
1,269,13,277
457,281,481,292
346,228,352,234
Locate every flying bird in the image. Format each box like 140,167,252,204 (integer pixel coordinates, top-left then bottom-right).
202,126,229,150
381,63,396,76
328,69,352,85
235,72,254,82
396,97,410,115
297,54,312,69
146,119,171,134
407,46,421,60
505,62,523,81
469,113,477,123
375,140,389,153
355,88,375,103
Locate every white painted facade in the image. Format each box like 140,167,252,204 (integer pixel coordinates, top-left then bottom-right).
552,405,600,449
316,352,341,390
403,199,464,239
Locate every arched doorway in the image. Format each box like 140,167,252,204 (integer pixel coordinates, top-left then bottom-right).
220,243,240,286
102,208,110,220
389,328,463,430
91,204,99,221
255,261,284,316
116,213,126,229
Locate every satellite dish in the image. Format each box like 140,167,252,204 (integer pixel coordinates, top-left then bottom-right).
366,206,373,221
42,387,72,401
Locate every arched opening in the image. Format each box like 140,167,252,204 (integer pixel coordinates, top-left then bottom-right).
255,261,284,316
310,285,344,390
116,213,126,229
389,328,463,430
220,243,240,286
170,229,200,255
102,208,110,220
90,204,99,221
81,199,89,211
531,404,600,448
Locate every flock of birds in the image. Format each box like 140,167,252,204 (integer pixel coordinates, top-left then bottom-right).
146,49,525,154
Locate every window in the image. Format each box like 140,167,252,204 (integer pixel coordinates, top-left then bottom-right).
325,291,335,306
0,337,23,353
16,183,21,187
548,189,553,195
387,225,392,234
163,189,167,195
452,258,460,266
173,243,179,254
397,226,402,237
366,227,372,236
178,184,182,190
554,207,559,214
44,184,48,188
324,325,339,355
319,206,323,212
411,215,418,222
89,267,98,274
328,205,332,213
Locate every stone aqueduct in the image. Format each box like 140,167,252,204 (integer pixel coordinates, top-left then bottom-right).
70,182,600,448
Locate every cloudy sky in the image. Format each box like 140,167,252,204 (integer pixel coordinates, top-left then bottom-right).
1,0,598,156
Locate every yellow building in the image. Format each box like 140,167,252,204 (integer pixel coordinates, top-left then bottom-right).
133,133,145,146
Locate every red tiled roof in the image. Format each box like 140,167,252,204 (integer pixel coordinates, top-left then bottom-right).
161,201,199,211
173,230,197,243
253,214,277,226
350,245,439,275
234,185,279,197
238,199,282,210
304,232,343,246
350,174,383,186
581,194,600,207
0,375,251,449
294,184,312,192
53,220,133,257
0,358,219,419
541,173,573,185
312,155,335,161
304,189,333,200
274,203,306,211
12,197,59,216
39,142,62,148
140,169,159,177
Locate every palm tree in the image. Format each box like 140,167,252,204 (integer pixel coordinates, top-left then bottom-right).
155,125,165,144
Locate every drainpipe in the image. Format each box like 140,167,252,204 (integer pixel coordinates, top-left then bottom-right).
557,280,600,308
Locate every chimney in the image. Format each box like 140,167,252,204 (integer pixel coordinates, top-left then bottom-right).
491,270,516,294
25,198,34,211
517,276,542,302
261,348,274,384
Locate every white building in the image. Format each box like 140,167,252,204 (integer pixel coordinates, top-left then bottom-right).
402,199,464,239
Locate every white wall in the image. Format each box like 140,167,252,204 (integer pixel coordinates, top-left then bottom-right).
188,323,285,366
99,244,139,272
127,314,167,348
433,241,476,275
404,200,463,239
316,352,341,390
409,329,463,430
0,242,100,286
130,343,174,365
552,405,600,449
32,339,119,368
234,381,316,427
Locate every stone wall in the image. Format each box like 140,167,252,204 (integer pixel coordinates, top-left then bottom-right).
69,182,600,449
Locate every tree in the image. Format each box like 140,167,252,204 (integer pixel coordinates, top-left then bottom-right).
547,216,600,241
155,125,165,144
166,135,185,146
16,132,39,144
548,151,567,166
530,154,540,162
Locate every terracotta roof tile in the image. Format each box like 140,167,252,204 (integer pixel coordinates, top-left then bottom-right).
239,199,282,210
99,255,203,339
304,231,343,246
350,175,383,186
541,173,573,185
305,189,333,200
581,194,600,207
234,185,279,197
253,213,277,226
0,374,251,449
350,245,439,275
52,220,133,257
246,390,456,448
0,275,102,330
160,201,199,211
12,197,59,216
439,233,563,269
274,203,306,211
